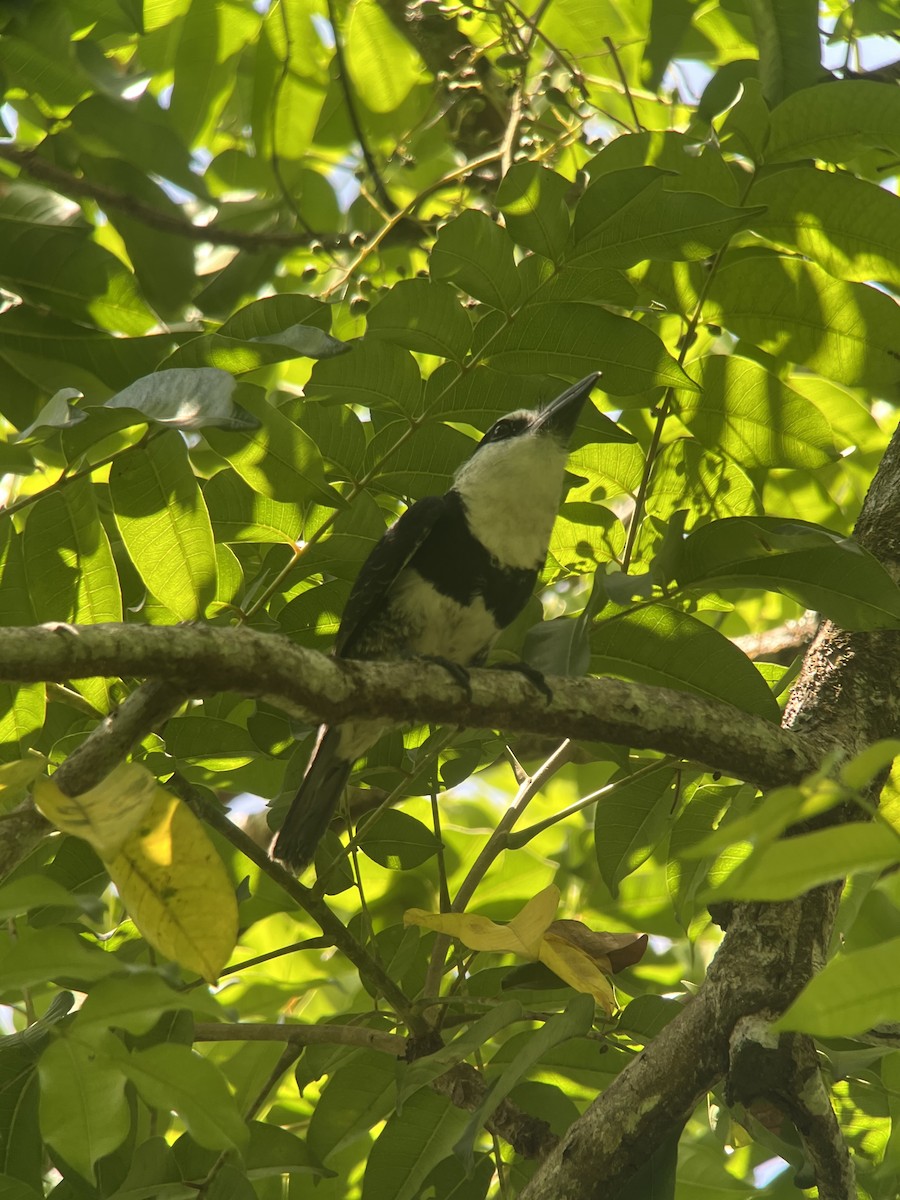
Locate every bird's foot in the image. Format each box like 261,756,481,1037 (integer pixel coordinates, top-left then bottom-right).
418,655,472,700
492,661,553,703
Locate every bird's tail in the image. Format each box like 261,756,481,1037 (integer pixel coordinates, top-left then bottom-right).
272,726,352,872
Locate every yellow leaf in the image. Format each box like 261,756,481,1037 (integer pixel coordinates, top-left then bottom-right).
107,787,238,983
539,934,617,1014
35,763,157,857
505,885,561,957
404,885,561,958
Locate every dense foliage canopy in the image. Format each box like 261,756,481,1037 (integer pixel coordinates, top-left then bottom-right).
2,0,900,1197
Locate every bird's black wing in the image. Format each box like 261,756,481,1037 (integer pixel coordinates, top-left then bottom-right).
335,494,448,658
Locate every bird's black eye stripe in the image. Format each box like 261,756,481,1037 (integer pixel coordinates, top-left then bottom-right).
481,415,529,444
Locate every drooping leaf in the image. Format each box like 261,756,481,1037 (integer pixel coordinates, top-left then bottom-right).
38,1030,129,1184
571,167,764,267
707,255,900,391
109,432,218,620
486,302,696,396
105,368,260,430
431,210,522,312
595,766,679,896
591,605,781,721
358,811,440,869
366,280,472,361
497,162,572,262
673,354,836,469
767,80,900,165
678,516,900,630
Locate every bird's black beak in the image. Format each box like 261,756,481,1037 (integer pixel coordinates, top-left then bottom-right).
534,372,600,442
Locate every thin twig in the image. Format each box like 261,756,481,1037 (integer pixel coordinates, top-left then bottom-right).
326,0,396,214
421,739,574,1003
603,36,643,132
268,2,318,240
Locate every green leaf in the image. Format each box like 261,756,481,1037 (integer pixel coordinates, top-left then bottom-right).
76,974,223,1036
530,259,638,308
307,1049,397,1163
116,1043,247,1152
0,1047,42,1189
647,439,760,522
366,280,472,361
204,390,338,506
306,339,423,417
245,1119,322,1177
522,617,590,677
678,516,900,630
586,130,740,203
359,810,440,869
109,431,217,620
12,388,86,443
0,877,101,921
767,80,900,165
566,440,645,504
572,167,764,267
365,419,475,495
0,185,154,335
362,1090,469,1200
203,469,303,544
776,936,900,1036
431,210,522,312
595,766,678,896
22,479,120,711
345,0,428,113
0,927,123,989
165,715,260,770
455,994,595,1166
38,1030,129,1184
23,479,122,627
106,369,260,430
163,326,347,372
746,0,823,104
0,305,178,393
486,303,696,396
397,1001,524,1105
218,294,332,340
591,605,781,722
707,255,900,391
750,166,900,289
497,162,571,262
710,823,900,901
673,354,835,469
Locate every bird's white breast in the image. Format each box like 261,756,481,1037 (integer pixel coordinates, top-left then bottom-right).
454,436,568,570
390,569,499,662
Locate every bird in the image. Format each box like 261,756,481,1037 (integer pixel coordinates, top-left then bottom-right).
271,372,600,871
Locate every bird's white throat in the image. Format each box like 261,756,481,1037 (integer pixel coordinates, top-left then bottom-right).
453,435,568,570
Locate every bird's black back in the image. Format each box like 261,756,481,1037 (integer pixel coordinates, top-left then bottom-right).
336,490,537,662
409,490,537,628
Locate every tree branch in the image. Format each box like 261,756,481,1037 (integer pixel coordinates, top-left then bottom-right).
193,1021,407,1055
0,623,819,793
0,144,342,251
